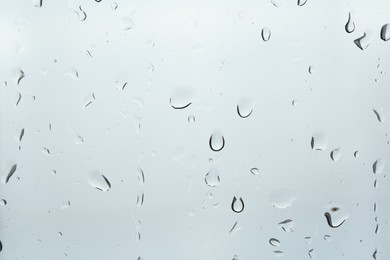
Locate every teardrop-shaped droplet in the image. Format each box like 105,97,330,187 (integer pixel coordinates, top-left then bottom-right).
324,206,348,228
11,68,25,85
209,131,225,152
136,168,145,185
330,148,342,162
237,98,254,118
19,128,25,142
278,219,294,232
87,171,111,192
345,12,355,33
270,189,297,209
231,196,244,213
269,238,280,247
297,0,307,6
3,164,17,184
373,158,385,174
310,134,328,151
354,33,371,50
261,27,271,42
250,167,260,175
205,166,220,187
380,23,390,41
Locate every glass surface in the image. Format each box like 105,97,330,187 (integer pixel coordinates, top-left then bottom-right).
0,0,389,259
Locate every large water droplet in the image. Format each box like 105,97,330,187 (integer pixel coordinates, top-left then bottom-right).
278,219,294,232
269,238,280,247
373,158,385,174
345,12,355,33
270,189,297,209
231,196,244,213
3,164,17,184
297,0,307,6
261,27,271,42
250,167,260,175
381,23,390,41
87,171,111,192
324,206,348,228
354,33,371,50
310,134,328,151
330,148,342,162
169,88,193,109
237,98,254,118
209,131,225,152
205,166,220,187
308,249,314,259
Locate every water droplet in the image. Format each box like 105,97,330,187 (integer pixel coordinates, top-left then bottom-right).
345,12,355,33
308,249,314,259
74,6,87,22
205,166,220,187
229,220,242,236
95,0,102,2
273,251,284,257
111,2,118,10
58,232,63,237
237,98,254,118
250,167,260,175
136,193,144,207
278,219,294,232
87,171,111,192
373,249,377,260
3,164,17,184
261,27,271,42
270,189,297,209
308,65,315,74
209,131,225,152
324,206,348,228
304,237,312,245
0,240,2,252
32,0,42,7
169,88,193,109
330,148,342,162
121,17,135,30
375,224,380,234
324,235,332,241
188,115,196,123
310,134,328,151
292,100,298,106
65,68,79,80
61,200,71,209
373,158,385,174
172,146,187,162
381,23,390,41
269,238,280,247
136,168,145,185
83,93,95,108
297,0,307,6
373,109,384,123
19,128,25,142
16,93,22,106
232,255,238,260
354,33,371,50
354,151,359,158
11,68,25,85
0,199,7,206
231,196,244,213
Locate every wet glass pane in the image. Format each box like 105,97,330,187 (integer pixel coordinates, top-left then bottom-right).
0,0,389,259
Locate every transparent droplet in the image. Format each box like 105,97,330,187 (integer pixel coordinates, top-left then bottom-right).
61,200,71,209
172,146,187,162
231,196,244,213
111,2,118,10
229,220,242,236
269,238,280,247
121,17,135,30
11,68,25,85
83,93,95,108
304,237,312,245
87,171,111,192
373,158,385,174
57,232,63,237
237,98,254,118
273,251,284,257
354,151,359,158
270,189,297,209
19,128,25,142
136,193,144,207
278,219,294,232
65,68,79,80
292,100,298,106
330,148,342,162
324,206,348,228
310,134,328,151
209,131,225,152
297,0,307,6
32,0,42,7
232,255,238,260
345,12,355,33
0,199,7,206
261,27,271,42
250,167,260,175
188,115,195,123
308,65,315,74
3,164,17,184
373,249,378,260
76,6,87,22
205,166,220,187
354,33,371,50
373,109,384,123
136,168,145,185
380,23,390,41
323,235,332,241
169,88,193,109
308,249,314,259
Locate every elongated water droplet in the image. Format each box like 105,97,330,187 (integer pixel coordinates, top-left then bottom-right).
270,189,297,209
11,68,25,85
229,220,242,236
297,0,307,6
261,27,271,42
273,251,284,257
209,131,225,152
330,148,342,162
308,249,314,259
373,158,385,174
324,235,331,241
19,128,25,142
381,24,390,41
3,164,17,184
237,98,254,118
354,33,371,50
310,134,328,151
250,167,260,175
205,166,220,187
375,224,380,234
231,196,244,213
373,249,377,260
269,238,280,247
373,109,384,123
83,93,95,108
345,12,355,33
137,193,144,207
278,219,294,232
0,199,7,206
324,206,348,228
0,240,2,252
16,93,22,106
87,171,111,192
136,168,145,185
61,200,71,209
32,0,42,7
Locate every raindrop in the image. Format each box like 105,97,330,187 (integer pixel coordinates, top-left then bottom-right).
381,24,390,41
345,12,355,33
136,193,144,207
58,232,63,237
375,224,379,234
0,199,7,206
354,33,371,50
270,189,297,209
231,196,244,213
292,100,298,106
135,232,141,242
42,147,53,156
188,115,195,123
75,6,87,22
308,65,315,74
278,219,294,232
250,167,260,175
373,249,377,260
354,151,359,158
65,68,79,80
83,93,95,108
19,128,25,142
32,0,42,7
61,200,71,209
297,0,307,6
3,164,17,184
310,134,328,151
273,251,284,257
324,207,348,228
229,220,242,236
121,17,135,30
205,166,220,187
95,0,102,2
304,237,312,245
373,109,384,123
0,240,2,252
308,249,314,259
87,171,111,192
373,158,385,174
136,168,145,185
16,93,22,106
232,255,238,260
111,2,118,10
237,98,254,118
169,95,192,109
330,148,342,162
269,238,280,247
323,235,332,241
11,68,25,85
261,27,271,42
209,131,225,152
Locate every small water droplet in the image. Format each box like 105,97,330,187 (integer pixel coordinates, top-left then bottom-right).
273,251,284,257
292,100,298,106
304,237,312,245
136,168,145,185
111,2,118,10
269,238,280,247
11,68,25,85
136,193,144,207
58,232,63,237
61,200,71,209
19,128,25,142
310,134,328,151
87,171,111,192
261,27,271,42
229,220,242,236
232,255,238,260
237,98,254,118
330,148,342,162
323,235,332,241
121,17,135,30
3,164,17,184
65,68,79,80
297,0,307,6
205,166,220,187
373,249,377,260
381,23,390,41
354,151,359,158
75,6,87,21
32,0,42,7
250,167,260,175
270,189,297,209
0,199,7,206
373,158,385,174
373,109,384,123
16,93,22,106
83,93,95,108
354,33,371,50
188,115,195,123
231,196,244,213
345,12,355,33
308,249,314,259
278,219,294,232
209,131,225,152
308,65,315,74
